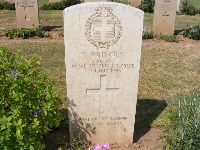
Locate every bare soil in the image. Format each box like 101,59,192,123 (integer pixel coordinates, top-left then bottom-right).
45,127,165,150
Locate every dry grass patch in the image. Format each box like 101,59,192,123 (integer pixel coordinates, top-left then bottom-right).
139,40,200,100
1,38,200,127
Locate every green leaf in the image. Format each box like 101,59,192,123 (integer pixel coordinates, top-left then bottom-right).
16,128,21,137
29,145,34,150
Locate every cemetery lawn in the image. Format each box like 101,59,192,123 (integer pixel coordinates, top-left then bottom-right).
0,10,200,149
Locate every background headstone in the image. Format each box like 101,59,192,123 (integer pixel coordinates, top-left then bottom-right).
15,0,39,28
128,0,141,7
153,0,177,35
64,2,144,144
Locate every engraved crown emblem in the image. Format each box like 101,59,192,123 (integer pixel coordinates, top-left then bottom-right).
85,6,122,49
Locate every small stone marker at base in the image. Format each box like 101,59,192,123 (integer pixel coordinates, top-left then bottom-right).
153,0,177,35
64,2,144,144
15,0,39,28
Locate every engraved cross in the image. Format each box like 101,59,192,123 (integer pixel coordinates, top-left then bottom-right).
86,75,119,115
94,18,113,42
162,11,169,23
17,0,35,20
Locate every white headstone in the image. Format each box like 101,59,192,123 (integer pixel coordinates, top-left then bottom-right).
64,2,144,144
15,0,39,28
153,0,177,35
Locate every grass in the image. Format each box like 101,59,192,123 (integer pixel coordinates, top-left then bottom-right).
143,13,200,31
0,7,200,123
40,10,64,29
0,10,63,30
175,15,200,30
2,37,200,128
1,10,200,32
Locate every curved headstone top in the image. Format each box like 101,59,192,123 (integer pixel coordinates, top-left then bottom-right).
64,2,144,144
64,2,144,16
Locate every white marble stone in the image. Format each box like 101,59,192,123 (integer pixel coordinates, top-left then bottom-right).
64,2,144,144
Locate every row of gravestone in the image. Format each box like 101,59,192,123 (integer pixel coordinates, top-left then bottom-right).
6,0,181,9
5,0,142,5
14,0,179,36
5,0,61,3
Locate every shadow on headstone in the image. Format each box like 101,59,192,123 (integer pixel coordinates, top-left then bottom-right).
67,98,96,144
133,99,167,142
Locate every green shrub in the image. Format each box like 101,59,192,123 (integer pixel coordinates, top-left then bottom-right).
142,29,155,39
183,25,200,40
5,25,46,39
163,89,200,149
181,0,198,16
0,45,63,150
0,1,15,10
158,34,180,42
40,0,81,10
111,0,128,4
139,0,155,13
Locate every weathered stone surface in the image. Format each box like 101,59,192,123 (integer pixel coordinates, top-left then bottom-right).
64,2,143,144
128,0,141,7
153,0,177,35
15,0,39,28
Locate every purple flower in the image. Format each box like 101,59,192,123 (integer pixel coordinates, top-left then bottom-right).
34,109,41,115
103,143,110,150
93,144,103,150
12,71,18,77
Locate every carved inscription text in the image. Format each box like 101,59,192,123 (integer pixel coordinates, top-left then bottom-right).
17,0,35,20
